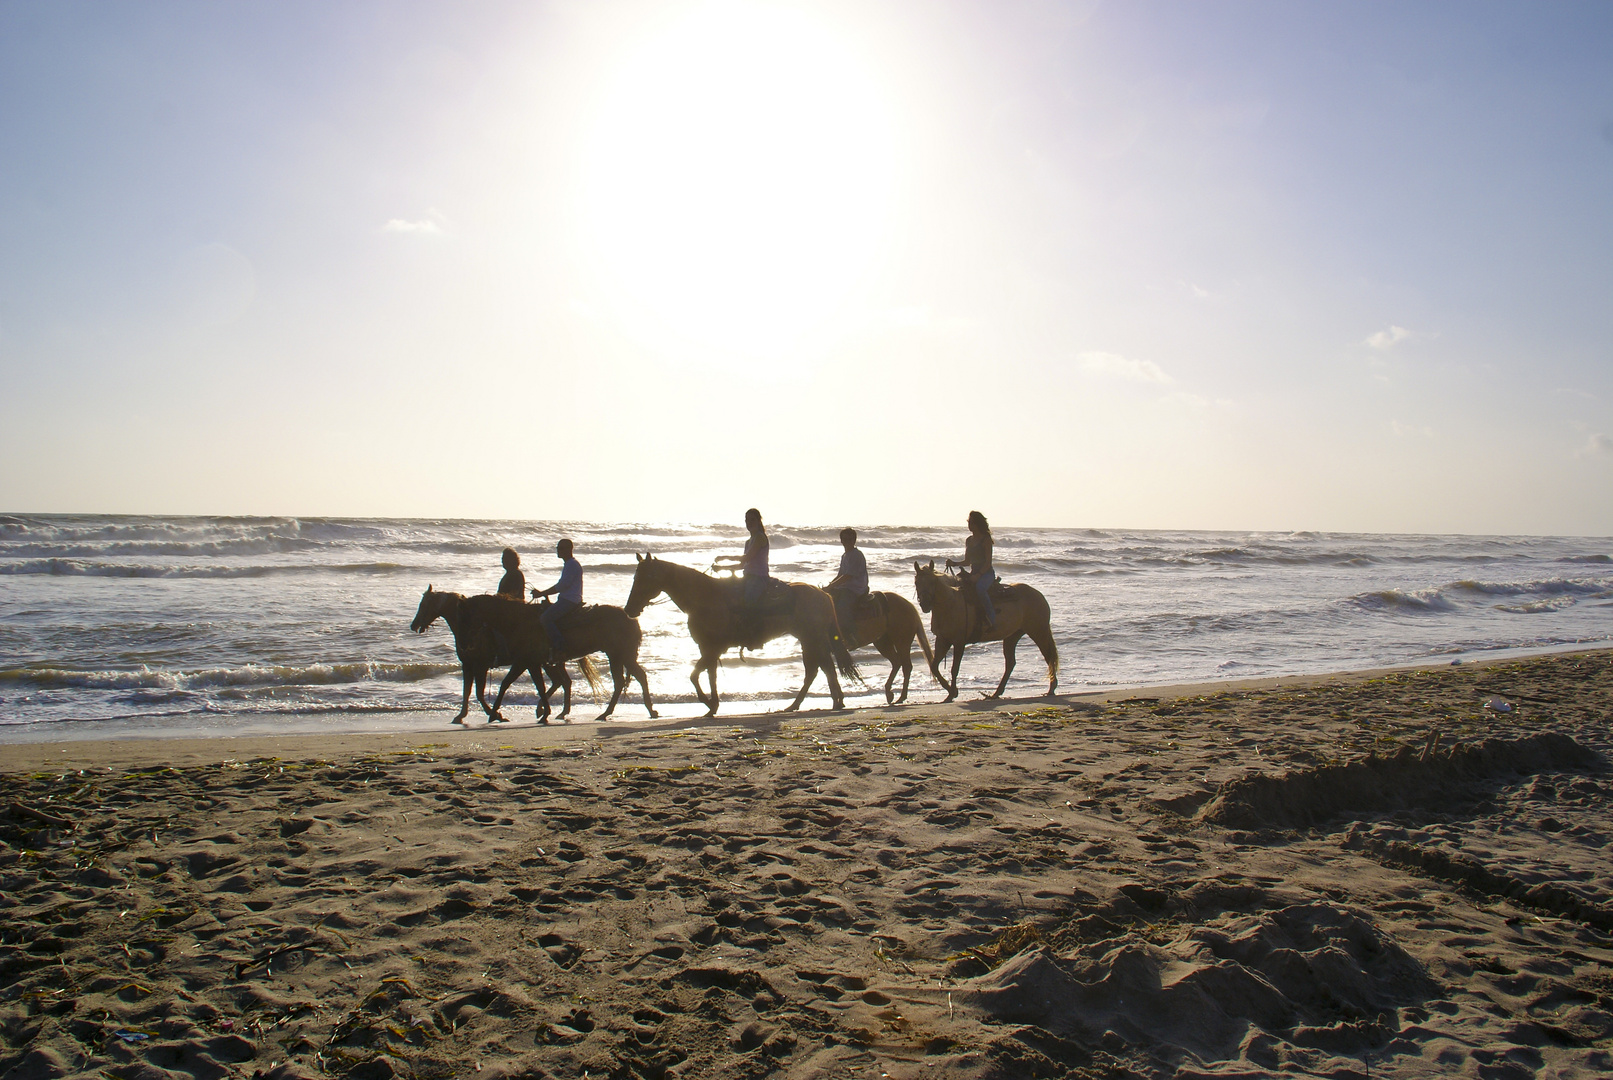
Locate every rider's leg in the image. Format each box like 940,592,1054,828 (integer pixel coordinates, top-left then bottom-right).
541,598,579,655
976,573,997,628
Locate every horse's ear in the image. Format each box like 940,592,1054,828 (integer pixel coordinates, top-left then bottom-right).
427,584,433,593
912,560,921,572
635,553,642,563
927,559,935,570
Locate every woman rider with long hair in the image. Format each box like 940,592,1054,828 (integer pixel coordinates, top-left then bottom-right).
946,510,996,631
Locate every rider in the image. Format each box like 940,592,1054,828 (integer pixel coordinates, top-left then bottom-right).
714,508,770,609
945,510,996,632
497,547,525,599
531,538,583,654
826,527,869,610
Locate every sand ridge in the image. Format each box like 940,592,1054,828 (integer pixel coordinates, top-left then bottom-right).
2,651,1612,1078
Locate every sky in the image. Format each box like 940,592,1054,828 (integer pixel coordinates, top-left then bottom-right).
1,0,1611,534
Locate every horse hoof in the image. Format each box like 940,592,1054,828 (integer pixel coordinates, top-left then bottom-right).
648,710,660,719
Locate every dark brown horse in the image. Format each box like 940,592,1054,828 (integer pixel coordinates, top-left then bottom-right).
624,554,859,716
493,599,657,721
464,594,628,723
912,561,1059,701
409,586,513,723
833,591,936,704
411,588,599,724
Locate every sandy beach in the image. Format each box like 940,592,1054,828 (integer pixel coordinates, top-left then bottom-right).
3,649,1611,1079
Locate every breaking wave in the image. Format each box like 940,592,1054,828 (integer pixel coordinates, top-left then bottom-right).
1,661,457,691
0,559,409,578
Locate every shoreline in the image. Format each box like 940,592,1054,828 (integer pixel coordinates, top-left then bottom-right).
2,643,1606,772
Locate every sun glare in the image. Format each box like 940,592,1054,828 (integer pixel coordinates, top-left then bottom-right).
576,2,901,360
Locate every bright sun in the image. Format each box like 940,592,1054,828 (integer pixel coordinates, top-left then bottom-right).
576,2,900,360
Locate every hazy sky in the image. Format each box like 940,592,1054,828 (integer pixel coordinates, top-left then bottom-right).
2,1,1611,533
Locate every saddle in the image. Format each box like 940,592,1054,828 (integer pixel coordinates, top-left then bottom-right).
722,577,793,612
535,599,596,628
833,590,883,623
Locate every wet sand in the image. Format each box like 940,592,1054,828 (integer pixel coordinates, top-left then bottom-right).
3,650,1611,1079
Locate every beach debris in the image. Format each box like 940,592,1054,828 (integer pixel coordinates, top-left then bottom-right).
112,1030,152,1043
7,801,71,829
954,921,1043,973
1485,696,1514,713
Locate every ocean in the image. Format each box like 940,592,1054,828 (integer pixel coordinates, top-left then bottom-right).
1,515,1610,741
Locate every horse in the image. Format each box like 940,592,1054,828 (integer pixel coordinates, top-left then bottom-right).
832,591,936,704
411,587,597,724
911,561,1059,701
623,554,859,716
410,586,510,724
465,594,624,723
510,599,658,721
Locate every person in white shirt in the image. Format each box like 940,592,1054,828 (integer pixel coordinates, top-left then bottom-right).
532,539,583,654
826,527,869,608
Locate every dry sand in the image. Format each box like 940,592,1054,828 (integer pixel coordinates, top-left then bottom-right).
2,650,1612,1079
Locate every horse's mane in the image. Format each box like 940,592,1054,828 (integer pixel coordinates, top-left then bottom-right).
650,556,716,585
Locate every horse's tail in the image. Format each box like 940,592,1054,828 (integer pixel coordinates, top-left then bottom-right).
577,654,604,697
830,611,864,687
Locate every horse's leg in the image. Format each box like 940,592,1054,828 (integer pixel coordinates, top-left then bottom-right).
991,634,1023,699
630,660,658,718
599,657,625,719
875,636,901,705
948,640,965,703
689,660,711,711
702,655,720,717
454,664,473,724
785,653,817,711
489,664,525,722
475,669,494,716
881,630,913,704
822,640,845,710
551,663,573,720
532,665,550,723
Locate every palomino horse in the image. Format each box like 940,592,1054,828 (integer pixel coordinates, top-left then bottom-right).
410,586,513,723
912,561,1059,701
501,599,658,721
624,554,859,716
833,592,936,704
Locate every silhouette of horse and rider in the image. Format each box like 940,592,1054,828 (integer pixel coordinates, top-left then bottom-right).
411,509,1056,724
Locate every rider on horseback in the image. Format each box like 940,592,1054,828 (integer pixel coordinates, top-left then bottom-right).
826,527,869,612
713,508,770,607
531,539,583,654
497,547,525,599
945,510,996,633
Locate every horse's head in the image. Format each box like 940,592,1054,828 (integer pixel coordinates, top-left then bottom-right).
624,552,662,618
913,559,938,613
410,585,452,633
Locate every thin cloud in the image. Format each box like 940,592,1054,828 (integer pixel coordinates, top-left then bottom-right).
1365,325,1415,350
1079,351,1173,384
1580,433,1612,458
383,218,442,235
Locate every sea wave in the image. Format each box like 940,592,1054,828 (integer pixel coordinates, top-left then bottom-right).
0,559,410,578
0,661,459,691
1349,576,1613,615
0,537,321,558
